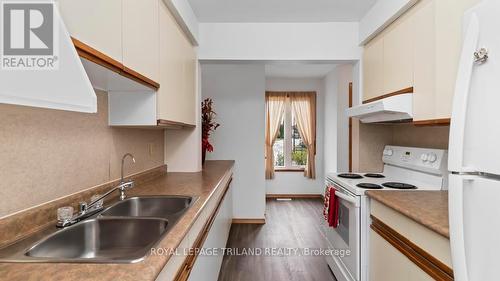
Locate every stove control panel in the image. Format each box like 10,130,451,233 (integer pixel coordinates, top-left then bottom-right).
382,146,448,175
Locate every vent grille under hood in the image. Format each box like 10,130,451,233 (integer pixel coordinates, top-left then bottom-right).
346,94,413,123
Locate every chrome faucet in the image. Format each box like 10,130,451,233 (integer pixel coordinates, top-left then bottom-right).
56,153,136,228
119,153,136,200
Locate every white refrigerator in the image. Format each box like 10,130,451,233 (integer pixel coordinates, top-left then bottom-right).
448,1,500,281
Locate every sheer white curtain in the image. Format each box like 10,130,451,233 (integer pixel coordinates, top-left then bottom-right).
265,92,287,179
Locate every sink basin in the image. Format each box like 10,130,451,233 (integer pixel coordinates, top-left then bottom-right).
24,218,168,263
0,195,197,263
100,196,196,220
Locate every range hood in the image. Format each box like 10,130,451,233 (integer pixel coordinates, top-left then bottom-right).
0,4,96,113
346,93,413,123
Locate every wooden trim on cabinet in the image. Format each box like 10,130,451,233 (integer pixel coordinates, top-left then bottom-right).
266,194,323,200
174,177,233,281
371,215,454,281
122,66,160,89
72,37,123,74
413,118,451,126
71,37,160,90
362,87,414,104
348,82,353,172
157,119,196,129
231,218,266,225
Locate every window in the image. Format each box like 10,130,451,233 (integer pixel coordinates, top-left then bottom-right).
274,98,308,170
265,91,316,179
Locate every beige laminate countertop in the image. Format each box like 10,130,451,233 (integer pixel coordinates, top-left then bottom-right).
366,190,449,238
0,160,234,281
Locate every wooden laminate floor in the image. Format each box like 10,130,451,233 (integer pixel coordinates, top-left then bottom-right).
218,198,337,281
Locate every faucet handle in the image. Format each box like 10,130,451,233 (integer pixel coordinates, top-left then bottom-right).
119,180,135,189
127,180,135,189
57,206,74,222
78,201,87,213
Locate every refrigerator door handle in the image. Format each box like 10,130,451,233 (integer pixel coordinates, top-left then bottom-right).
448,13,479,172
449,175,474,281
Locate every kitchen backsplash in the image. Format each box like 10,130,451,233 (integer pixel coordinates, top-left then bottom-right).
0,90,164,218
352,120,450,172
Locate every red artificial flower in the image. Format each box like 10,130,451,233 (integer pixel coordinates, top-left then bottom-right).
201,98,219,153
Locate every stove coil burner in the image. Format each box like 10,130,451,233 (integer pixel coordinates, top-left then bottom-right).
364,173,385,178
382,182,417,190
356,183,383,189
338,173,363,179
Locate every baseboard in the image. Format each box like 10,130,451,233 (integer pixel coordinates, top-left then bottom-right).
232,218,266,225
266,194,323,199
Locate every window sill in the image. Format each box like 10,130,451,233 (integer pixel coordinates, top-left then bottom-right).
274,168,305,172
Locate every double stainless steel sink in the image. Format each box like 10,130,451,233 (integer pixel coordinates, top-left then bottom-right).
0,195,197,263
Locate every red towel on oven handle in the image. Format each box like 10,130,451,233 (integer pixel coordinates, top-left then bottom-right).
328,187,339,228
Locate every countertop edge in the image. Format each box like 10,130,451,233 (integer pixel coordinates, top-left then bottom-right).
366,191,450,238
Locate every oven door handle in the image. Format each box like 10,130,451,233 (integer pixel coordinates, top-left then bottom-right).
333,188,359,207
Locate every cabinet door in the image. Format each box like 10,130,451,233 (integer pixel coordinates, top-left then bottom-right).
158,1,196,125
370,229,434,281
363,35,384,102
434,0,480,119
413,0,436,121
188,186,232,281
57,0,122,62
383,15,414,95
122,0,159,81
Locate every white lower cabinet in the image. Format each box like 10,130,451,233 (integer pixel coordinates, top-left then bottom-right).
156,176,233,281
370,229,434,281
188,186,233,281
369,200,453,281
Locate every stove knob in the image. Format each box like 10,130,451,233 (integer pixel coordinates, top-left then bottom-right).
428,153,437,163
421,154,429,162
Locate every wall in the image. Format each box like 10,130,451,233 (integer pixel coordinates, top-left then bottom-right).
201,63,266,220
335,65,354,172
0,91,164,218
324,69,339,174
392,125,450,149
355,122,394,172
352,123,450,172
198,22,361,61
265,78,325,195
324,64,354,174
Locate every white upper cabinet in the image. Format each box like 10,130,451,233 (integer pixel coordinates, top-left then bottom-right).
383,14,414,95
362,0,480,123
363,7,414,104
57,0,123,63
413,0,437,121
158,0,196,126
122,0,160,81
55,0,196,127
109,0,197,127
363,35,384,102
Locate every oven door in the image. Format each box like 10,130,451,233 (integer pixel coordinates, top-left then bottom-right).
324,181,360,281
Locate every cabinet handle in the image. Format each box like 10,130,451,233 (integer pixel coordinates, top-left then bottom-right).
474,47,488,64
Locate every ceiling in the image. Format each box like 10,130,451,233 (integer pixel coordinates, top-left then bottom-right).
187,0,377,23
265,63,337,79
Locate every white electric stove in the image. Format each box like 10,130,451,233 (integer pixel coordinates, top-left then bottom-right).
323,146,448,281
